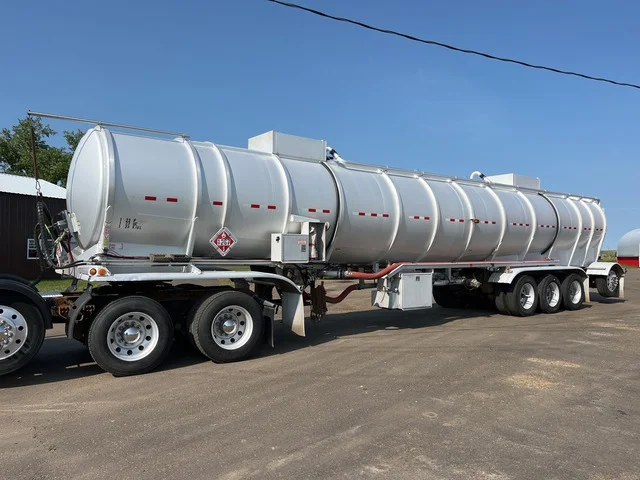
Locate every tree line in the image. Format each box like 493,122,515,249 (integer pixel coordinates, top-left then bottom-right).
0,117,84,187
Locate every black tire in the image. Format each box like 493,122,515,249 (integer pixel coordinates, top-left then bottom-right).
432,286,460,309
494,285,510,315
537,275,562,314
0,294,46,376
192,290,264,363
87,296,174,376
561,274,585,311
505,275,539,317
595,270,620,298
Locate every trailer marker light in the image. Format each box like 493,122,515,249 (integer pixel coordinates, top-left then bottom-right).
89,268,97,276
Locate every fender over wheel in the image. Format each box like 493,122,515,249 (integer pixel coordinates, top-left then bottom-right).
561,274,585,311
0,294,46,376
87,296,174,376
537,275,562,314
191,290,264,363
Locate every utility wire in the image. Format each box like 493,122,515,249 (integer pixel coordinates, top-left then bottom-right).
267,0,640,91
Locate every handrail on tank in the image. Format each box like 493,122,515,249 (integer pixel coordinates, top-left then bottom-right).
27,110,190,138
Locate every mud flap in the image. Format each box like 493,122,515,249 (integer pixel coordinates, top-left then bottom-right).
281,291,305,337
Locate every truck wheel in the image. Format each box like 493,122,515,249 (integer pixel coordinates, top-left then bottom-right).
432,286,460,309
537,275,562,314
494,285,510,314
505,275,538,317
0,294,46,376
595,270,620,298
87,296,174,376
192,290,264,363
561,274,584,310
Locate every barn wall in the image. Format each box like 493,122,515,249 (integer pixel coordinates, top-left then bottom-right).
0,192,67,279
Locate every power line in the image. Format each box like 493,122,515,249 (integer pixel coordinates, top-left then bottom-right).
267,0,640,91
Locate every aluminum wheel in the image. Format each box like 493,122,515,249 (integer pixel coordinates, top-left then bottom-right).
606,270,619,292
545,282,561,308
211,305,253,350
569,280,582,305
520,283,536,310
0,305,29,360
107,312,159,361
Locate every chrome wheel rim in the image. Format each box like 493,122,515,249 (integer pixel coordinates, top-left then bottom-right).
212,305,253,350
0,305,28,360
606,270,619,291
520,283,535,310
569,280,582,304
545,282,561,308
107,312,158,361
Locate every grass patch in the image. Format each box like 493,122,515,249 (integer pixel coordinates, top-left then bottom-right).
35,278,87,292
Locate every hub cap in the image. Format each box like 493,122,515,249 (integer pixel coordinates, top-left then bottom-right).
107,312,158,362
0,306,28,360
545,282,561,308
520,283,535,310
212,306,253,350
569,280,582,304
607,270,619,291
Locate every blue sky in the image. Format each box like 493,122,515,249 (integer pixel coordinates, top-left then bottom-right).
2,0,638,250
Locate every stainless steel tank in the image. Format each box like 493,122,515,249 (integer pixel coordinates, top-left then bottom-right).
66,128,606,267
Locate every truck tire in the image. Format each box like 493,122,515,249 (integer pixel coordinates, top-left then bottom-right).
87,296,174,376
0,293,46,376
537,275,562,314
494,286,510,315
192,290,264,363
561,274,584,311
595,270,620,298
432,286,460,309
505,275,538,317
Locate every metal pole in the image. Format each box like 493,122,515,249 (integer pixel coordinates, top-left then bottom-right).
27,110,190,138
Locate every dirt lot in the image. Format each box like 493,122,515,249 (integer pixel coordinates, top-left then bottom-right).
2,270,639,480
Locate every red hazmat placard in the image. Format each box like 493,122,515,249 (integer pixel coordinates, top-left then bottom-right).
209,227,237,257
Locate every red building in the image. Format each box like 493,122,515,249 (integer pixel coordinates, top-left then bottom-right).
617,229,640,267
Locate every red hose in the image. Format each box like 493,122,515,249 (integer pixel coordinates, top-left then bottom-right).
303,283,361,305
344,263,404,280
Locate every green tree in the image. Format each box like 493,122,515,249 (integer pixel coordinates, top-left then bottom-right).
0,116,83,187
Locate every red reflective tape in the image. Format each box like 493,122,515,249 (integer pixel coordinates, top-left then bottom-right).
424,216,430,220
512,223,517,226
323,209,331,214
213,201,223,206
459,219,464,223
167,197,178,203
383,213,390,218
414,215,420,220
525,224,530,227
145,196,156,201
308,208,317,213
371,213,378,217
551,225,556,228
267,205,276,210
251,204,260,209
484,220,489,224
491,221,496,224
450,218,456,222
358,212,366,216
519,223,524,226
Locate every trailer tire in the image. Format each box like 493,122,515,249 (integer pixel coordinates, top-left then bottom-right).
505,275,538,317
537,275,562,314
87,296,174,377
595,269,620,298
0,294,46,376
561,274,585,310
432,286,460,309
494,286,511,315
192,290,264,363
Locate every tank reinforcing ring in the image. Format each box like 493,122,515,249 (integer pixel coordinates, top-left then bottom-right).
520,283,536,310
0,305,29,360
107,312,159,361
544,282,561,308
211,305,254,350
569,279,583,305
606,270,620,292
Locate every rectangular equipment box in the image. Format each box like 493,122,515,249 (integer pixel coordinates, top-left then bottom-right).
485,173,541,190
372,272,433,310
271,234,310,263
248,131,327,162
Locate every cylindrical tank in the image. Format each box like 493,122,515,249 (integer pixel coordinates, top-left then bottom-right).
66,127,606,267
